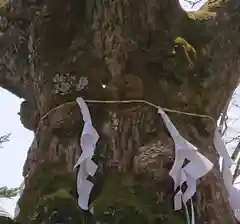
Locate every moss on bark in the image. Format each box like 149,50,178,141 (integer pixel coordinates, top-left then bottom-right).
92,172,186,224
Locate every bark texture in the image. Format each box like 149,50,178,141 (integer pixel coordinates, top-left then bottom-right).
1,0,240,223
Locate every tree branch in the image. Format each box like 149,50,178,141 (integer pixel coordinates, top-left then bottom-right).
0,2,34,99
232,141,240,162
184,0,240,120
233,149,240,182
200,0,237,11
0,133,10,147
0,186,19,199
184,0,204,8
218,97,231,136
0,26,30,99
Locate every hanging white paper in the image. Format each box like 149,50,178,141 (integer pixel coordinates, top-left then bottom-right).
222,158,234,193
213,128,234,191
213,128,234,168
158,108,213,223
213,128,240,221
0,205,12,219
74,97,99,210
13,179,26,218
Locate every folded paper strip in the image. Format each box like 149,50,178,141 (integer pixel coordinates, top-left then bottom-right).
74,97,99,210
213,128,240,221
13,180,25,218
0,205,12,219
158,108,213,224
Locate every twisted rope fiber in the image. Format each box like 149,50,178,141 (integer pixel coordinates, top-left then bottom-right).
35,99,216,134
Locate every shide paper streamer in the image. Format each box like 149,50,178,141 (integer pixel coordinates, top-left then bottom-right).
13,172,29,219
158,108,213,224
213,128,240,221
13,180,25,218
213,128,234,192
74,97,99,210
0,205,12,219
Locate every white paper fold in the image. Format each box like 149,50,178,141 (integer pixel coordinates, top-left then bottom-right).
174,190,183,210
158,108,213,223
0,205,12,219
213,128,240,221
213,128,234,168
226,182,240,222
183,200,195,224
13,180,25,218
77,179,94,210
74,97,99,210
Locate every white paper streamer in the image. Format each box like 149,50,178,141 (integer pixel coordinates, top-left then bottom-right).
158,108,213,223
0,205,12,219
74,97,99,210
13,178,26,218
213,128,234,193
213,128,240,221
13,205,20,219
213,128,234,168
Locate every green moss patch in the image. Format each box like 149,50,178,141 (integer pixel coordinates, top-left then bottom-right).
92,173,185,224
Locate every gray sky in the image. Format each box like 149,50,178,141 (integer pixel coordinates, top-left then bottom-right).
0,89,33,215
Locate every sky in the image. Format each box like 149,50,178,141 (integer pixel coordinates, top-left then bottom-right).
0,89,33,217
0,0,239,218
179,0,206,11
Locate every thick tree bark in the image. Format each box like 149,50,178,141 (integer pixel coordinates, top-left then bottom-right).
1,0,240,223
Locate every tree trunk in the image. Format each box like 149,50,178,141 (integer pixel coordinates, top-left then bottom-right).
1,0,240,223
